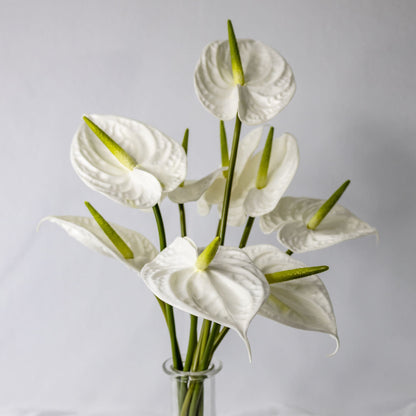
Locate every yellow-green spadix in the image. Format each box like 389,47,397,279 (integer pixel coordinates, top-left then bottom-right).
227,19,245,86
194,22,296,125
195,236,220,271
307,180,350,230
198,127,299,226
260,193,377,253
84,201,134,259
39,214,158,272
71,114,187,209
255,126,274,190
141,237,270,361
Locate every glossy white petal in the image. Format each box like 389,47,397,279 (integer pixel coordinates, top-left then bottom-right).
71,114,186,209
194,40,238,121
197,128,297,226
243,245,338,352
41,216,158,271
260,197,377,253
244,133,299,217
195,39,295,125
168,169,223,204
141,237,269,358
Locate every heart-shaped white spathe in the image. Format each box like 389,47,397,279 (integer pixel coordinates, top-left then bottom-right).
194,39,295,125
41,216,158,271
71,114,187,209
197,127,299,226
260,197,377,253
140,237,270,359
243,244,339,354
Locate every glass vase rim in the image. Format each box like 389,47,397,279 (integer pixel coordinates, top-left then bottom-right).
162,358,223,378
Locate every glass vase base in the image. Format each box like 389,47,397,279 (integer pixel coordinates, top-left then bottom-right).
225,404,315,416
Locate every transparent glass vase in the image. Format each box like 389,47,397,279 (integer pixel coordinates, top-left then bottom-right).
162,358,223,416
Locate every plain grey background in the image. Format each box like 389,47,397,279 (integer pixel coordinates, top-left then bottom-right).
0,1,415,415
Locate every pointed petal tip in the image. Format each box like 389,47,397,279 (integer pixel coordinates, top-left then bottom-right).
36,216,50,232
327,334,340,357
242,333,252,363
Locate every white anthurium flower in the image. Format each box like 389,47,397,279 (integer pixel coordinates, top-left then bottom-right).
197,127,299,226
141,237,270,359
243,244,339,354
71,114,187,209
167,168,224,204
41,216,158,272
260,197,377,253
194,39,295,125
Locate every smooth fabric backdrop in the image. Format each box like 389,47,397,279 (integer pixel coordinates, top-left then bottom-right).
0,1,415,415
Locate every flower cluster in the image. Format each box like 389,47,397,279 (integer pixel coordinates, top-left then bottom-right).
43,21,375,413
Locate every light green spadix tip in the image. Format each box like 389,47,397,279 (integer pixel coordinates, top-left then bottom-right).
220,120,229,178
85,201,134,260
195,237,221,271
256,127,274,189
182,128,189,154
83,116,137,171
227,20,245,85
265,265,329,284
179,129,189,187
307,180,351,230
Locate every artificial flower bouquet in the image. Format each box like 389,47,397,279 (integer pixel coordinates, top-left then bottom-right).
43,21,376,416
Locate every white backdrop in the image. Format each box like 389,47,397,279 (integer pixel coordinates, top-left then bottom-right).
1,1,415,415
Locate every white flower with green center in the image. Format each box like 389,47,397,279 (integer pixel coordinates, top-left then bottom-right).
198,127,299,226
243,245,338,353
71,114,187,209
260,196,377,253
194,22,295,125
140,237,270,358
41,216,158,272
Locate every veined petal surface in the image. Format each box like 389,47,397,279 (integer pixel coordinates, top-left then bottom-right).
71,114,186,209
141,237,270,357
243,245,338,351
41,216,158,271
260,197,377,252
195,39,295,125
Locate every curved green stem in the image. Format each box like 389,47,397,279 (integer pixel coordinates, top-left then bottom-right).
239,216,255,248
210,327,229,360
179,203,187,237
152,204,183,370
153,204,167,251
184,315,198,371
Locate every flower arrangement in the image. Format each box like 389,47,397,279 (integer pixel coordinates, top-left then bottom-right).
42,20,376,415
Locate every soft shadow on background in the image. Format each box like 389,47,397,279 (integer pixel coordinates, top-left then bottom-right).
0,1,415,415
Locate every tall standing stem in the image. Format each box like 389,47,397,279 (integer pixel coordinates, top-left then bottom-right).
218,115,242,245
153,204,183,370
